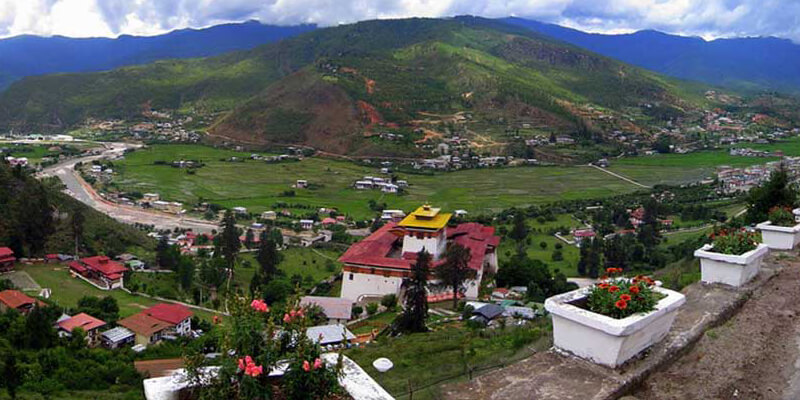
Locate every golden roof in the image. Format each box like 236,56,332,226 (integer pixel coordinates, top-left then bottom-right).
398,205,451,230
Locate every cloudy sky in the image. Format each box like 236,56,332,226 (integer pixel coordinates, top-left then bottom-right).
1,0,799,42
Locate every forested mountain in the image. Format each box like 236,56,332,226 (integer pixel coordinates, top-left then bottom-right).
502,17,800,93
0,21,315,90
0,17,707,155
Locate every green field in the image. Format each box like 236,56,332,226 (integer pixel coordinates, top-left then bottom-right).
235,247,343,291
113,144,642,219
497,214,583,277
608,150,777,187
22,263,217,321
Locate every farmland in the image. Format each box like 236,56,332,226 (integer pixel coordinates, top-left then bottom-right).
112,144,644,219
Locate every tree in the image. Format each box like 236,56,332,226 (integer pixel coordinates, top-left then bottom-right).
746,165,797,224
398,250,430,333
587,236,604,278
509,212,528,242
3,351,21,400
496,251,577,302
380,294,397,311
435,244,476,308
24,305,57,349
244,229,255,250
71,206,85,257
256,238,281,284
220,210,241,269
177,256,195,291
156,236,180,270
77,296,120,324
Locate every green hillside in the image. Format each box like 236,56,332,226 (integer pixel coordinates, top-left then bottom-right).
0,17,705,155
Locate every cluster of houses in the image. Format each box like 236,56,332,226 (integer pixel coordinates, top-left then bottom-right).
140,193,184,214
68,255,128,290
353,176,407,193
716,158,800,194
729,148,782,157
4,156,29,167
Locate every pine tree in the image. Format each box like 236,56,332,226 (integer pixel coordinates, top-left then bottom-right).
244,229,255,250
746,165,797,224
435,243,475,308
509,212,529,242
399,250,431,333
220,210,241,269
3,351,21,400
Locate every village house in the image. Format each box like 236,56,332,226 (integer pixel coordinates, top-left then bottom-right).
299,219,314,230
296,179,308,188
339,205,500,302
142,193,160,203
572,229,596,246
0,246,15,272
306,324,357,347
0,290,38,314
380,210,406,222
118,303,194,346
300,296,353,324
151,200,183,214
261,210,277,220
69,256,128,289
233,206,248,215
57,313,107,347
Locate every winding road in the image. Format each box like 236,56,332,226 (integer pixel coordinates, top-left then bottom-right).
40,142,219,233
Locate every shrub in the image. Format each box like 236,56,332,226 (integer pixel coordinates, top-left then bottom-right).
586,269,661,319
710,228,760,255
366,302,379,315
768,206,796,227
380,294,398,310
352,305,363,318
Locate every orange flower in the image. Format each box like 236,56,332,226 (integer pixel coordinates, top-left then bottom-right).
629,286,640,294
606,267,616,274
620,294,631,301
615,300,628,310
609,286,620,293
598,283,610,289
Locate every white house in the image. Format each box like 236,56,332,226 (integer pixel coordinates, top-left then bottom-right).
299,219,314,230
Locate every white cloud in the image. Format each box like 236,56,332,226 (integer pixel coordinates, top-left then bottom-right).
0,0,798,42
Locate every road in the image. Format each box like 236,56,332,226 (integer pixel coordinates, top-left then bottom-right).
41,142,220,233
586,164,652,188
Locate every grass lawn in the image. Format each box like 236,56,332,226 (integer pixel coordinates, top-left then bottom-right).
747,136,800,156
113,144,642,220
234,247,343,291
22,263,217,321
345,319,551,399
349,311,400,335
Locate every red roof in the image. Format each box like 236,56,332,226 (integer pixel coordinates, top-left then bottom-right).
0,290,35,309
68,260,87,273
321,217,337,225
144,303,193,325
80,256,127,277
45,254,59,260
339,221,499,272
58,312,106,333
118,313,172,336
573,229,596,238
0,247,14,262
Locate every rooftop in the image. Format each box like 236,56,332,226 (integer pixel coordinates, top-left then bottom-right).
0,289,35,309
144,303,193,325
398,204,452,230
118,313,172,336
80,255,127,276
102,326,135,342
58,312,106,332
306,324,356,345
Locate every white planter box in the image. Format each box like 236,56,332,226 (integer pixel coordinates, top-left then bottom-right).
756,221,800,250
544,285,685,368
694,243,769,287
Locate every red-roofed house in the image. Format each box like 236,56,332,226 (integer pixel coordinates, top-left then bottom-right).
57,313,107,346
69,256,127,289
339,205,499,302
143,303,193,336
118,312,173,346
0,247,15,272
0,289,36,314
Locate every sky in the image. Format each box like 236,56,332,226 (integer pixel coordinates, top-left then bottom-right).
1,0,800,42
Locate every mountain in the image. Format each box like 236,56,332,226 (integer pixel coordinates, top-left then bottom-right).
0,17,707,156
502,17,800,93
0,21,316,90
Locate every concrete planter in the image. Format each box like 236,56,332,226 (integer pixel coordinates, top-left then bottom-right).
694,243,769,287
756,221,800,250
544,285,685,368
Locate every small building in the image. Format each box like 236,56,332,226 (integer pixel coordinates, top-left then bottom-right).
151,201,183,214
69,256,128,289
101,326,136,349
573,229,596,246
0,247,15,272
143,303,194,337
321,217,337,226
118,313,172,346
381,184,399,193
470,303,505,325
300,296,353,324
354,180,374,190
380,210,406,221
296,180,308,189
299,219,314,231
0,290,37,314
306,324,356,346
261,211,277,220
233,206,248,215
57,313,107,347
142,193,160,203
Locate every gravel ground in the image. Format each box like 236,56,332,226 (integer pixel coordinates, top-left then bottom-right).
633,256,800,400
1,270,41,290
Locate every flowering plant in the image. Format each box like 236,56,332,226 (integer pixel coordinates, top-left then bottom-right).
586,268,661,319
768,206,796,227
709,228,760,255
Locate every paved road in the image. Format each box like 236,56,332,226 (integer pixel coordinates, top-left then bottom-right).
41,142,219,233
586,164,652,188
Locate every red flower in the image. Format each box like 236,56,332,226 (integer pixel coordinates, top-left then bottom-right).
313,358,323,370
615,300,628,310
609,286,620,293
303,360,311,372
629,286,640,294
598,283,610,289
620,294,631,301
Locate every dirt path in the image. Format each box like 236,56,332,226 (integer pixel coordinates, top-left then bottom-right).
633,256,800,400
586,164,651,188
